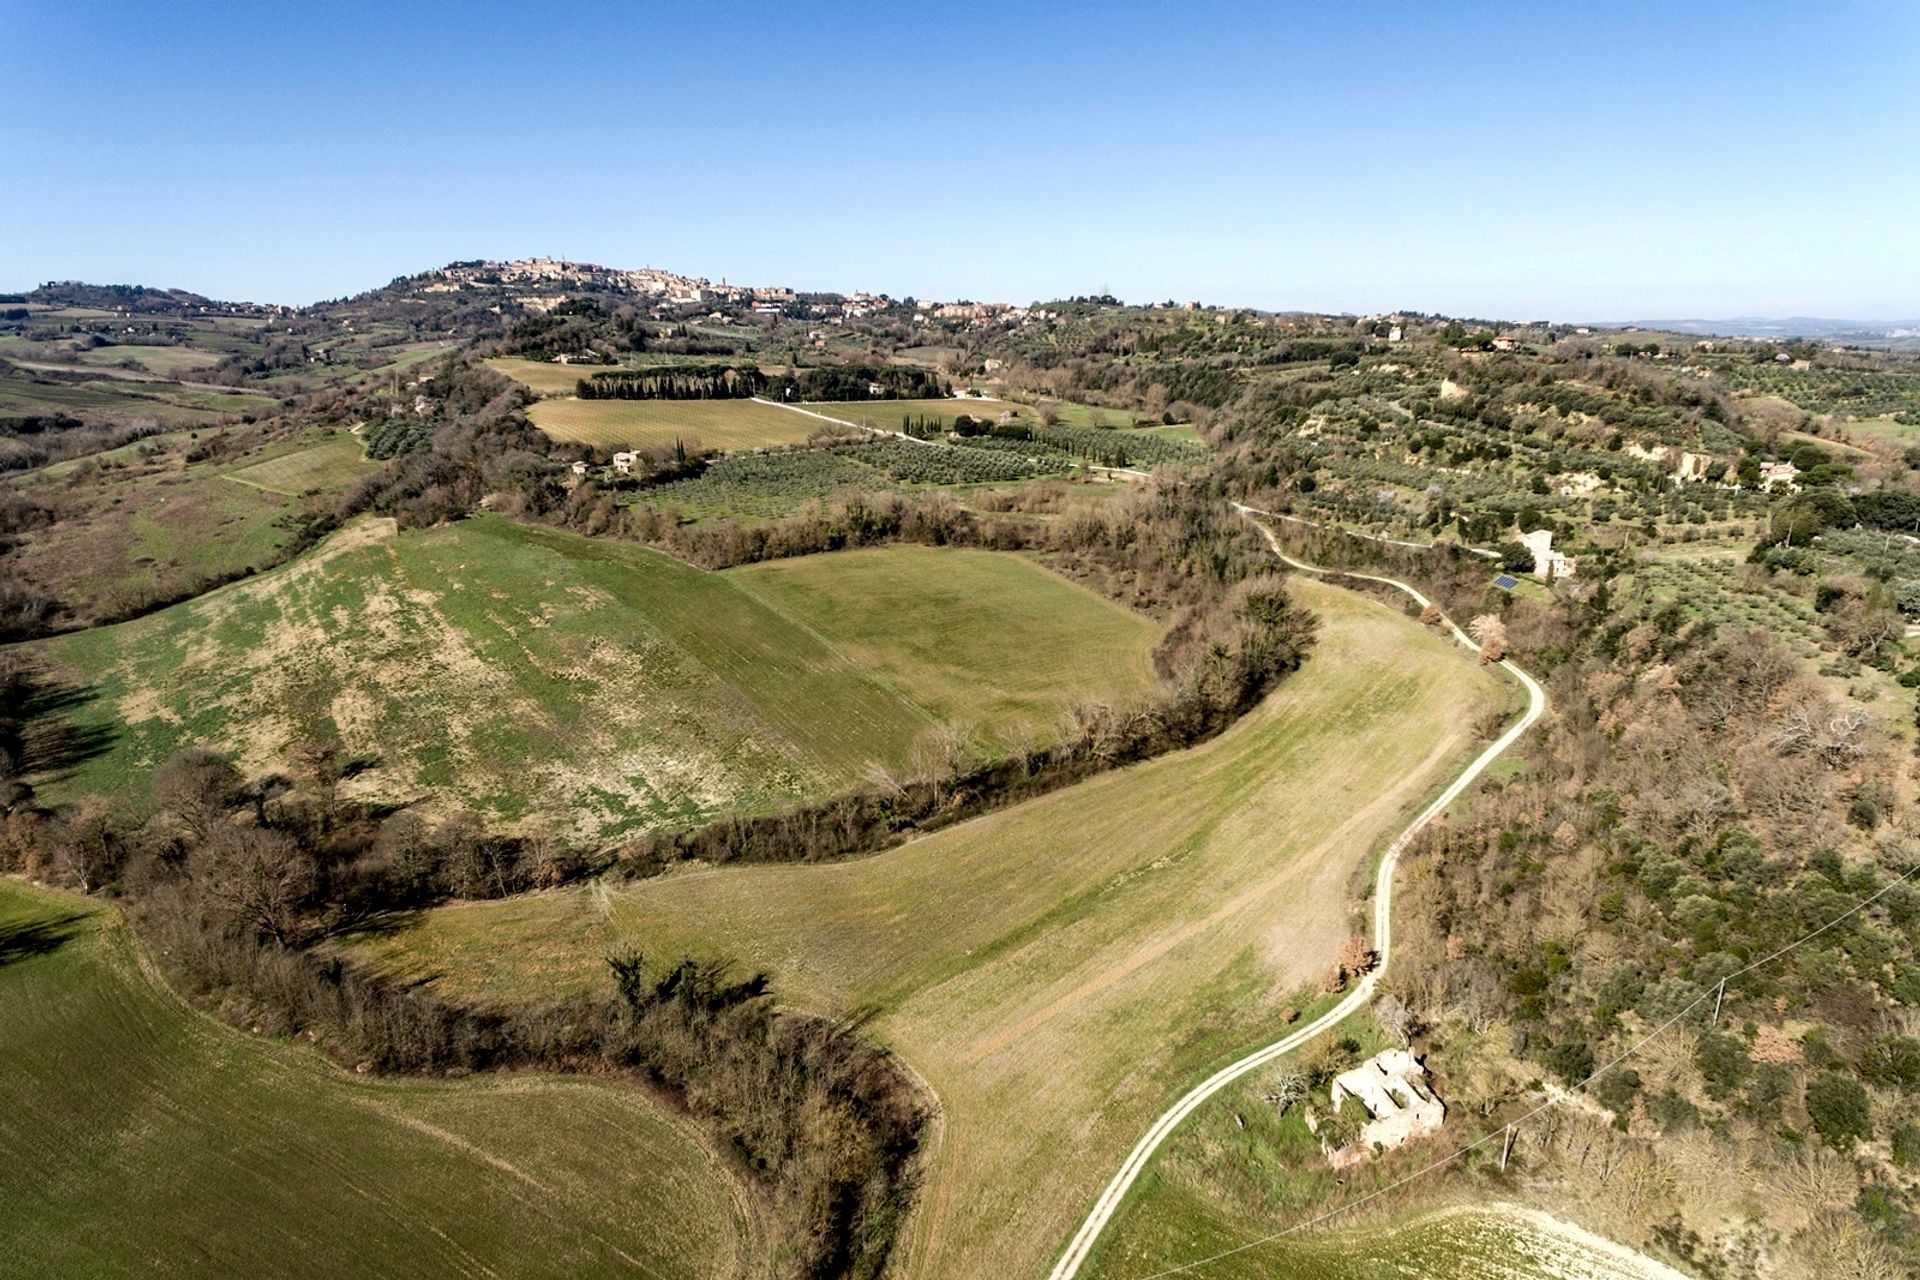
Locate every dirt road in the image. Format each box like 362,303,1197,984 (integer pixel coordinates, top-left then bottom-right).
1045,507,1547,1280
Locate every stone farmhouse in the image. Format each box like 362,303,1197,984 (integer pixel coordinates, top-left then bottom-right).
1308,1048,1447,1169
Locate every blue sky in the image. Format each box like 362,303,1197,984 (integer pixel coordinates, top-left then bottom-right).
5,1,1917,319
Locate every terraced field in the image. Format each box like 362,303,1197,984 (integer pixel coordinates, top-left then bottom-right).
31,519,1163,840
528,395,820,451
339,577,1509,1278
0,879,756,1280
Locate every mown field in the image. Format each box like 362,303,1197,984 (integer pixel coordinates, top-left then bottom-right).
4,432,373,626
224,435,377,495
338,577,1509,1278
483,355,614,395
0,879,756,1280
528,395,821,451
31,519,1163,840
732,544,1160,750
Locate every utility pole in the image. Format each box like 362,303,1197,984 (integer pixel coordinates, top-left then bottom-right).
1500,1123,1515,1172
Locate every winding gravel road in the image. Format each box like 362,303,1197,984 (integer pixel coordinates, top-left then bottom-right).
1046,506,1547,1280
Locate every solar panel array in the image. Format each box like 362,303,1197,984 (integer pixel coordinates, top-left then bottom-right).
1493,574,1520,590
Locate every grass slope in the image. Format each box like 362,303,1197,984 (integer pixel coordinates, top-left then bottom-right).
339,578,1508,1278
32,520,1162,841
730,545,1161,750
4,432,370,626
528,396,821,451
0,879,755,1280
484,356,610,395
224,436,377,495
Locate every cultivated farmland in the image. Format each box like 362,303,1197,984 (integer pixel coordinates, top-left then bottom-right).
339,577,1509,1278
483,355,618,395
223,435,378,494
732,544,1161,750
31,518,1164,840
528,396,821,451
0,880,756,1280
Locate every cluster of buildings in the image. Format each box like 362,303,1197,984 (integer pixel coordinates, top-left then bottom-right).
422,257,774,309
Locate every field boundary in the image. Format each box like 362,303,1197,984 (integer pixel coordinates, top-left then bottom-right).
1045,506,1546,1280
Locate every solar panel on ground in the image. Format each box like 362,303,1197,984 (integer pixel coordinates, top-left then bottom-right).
1493,574,1520,590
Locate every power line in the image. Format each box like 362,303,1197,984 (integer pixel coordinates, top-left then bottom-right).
1129,856,1920,1279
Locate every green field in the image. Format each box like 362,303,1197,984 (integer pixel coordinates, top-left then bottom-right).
733,544,1161,750
1089,1189,1684,1280
69,343,224,378
1132,422,1204,445
0,371,242,426
484,356,613,395
32,520,1164,841
528,395,822,451
224,435,378,494
339,578,1508,1278
0,879,756,1279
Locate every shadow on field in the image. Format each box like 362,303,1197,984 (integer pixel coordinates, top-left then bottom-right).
7,668,118,782
0,911,87,968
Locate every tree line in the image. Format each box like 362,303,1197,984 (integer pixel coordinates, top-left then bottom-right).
0,728,919,1280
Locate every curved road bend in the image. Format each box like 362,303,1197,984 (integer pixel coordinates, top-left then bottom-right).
1046,505,1547,1280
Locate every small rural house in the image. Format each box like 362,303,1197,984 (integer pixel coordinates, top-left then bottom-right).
1522,528,1576,581
1307,1048,1446,1168
611,450,639,476
568,460,589,477
1759,460,1800,492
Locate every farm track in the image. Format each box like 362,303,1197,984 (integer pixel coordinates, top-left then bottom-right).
1046,506,1547,1280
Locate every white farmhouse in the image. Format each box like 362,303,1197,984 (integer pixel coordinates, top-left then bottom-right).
1522,528,1576,581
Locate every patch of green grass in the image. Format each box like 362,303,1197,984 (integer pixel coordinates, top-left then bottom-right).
529,396,819,451
732,544,1161,749
0,879,754,1280
224,435,377,495
5,433,368,627
69,343,222,378
484,356,613,395
33,519,1164,843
